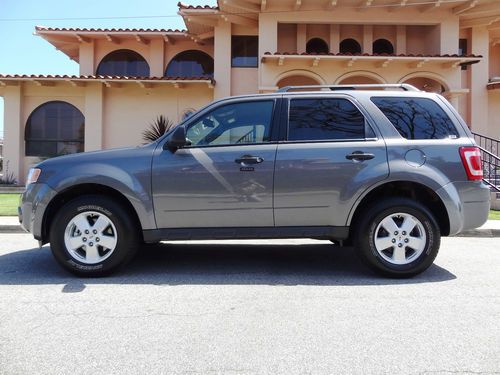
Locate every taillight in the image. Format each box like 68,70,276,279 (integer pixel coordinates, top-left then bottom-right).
459,147,483,181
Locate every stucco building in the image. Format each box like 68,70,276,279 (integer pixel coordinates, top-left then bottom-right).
1,0,499,184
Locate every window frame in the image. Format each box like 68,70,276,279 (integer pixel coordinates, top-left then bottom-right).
282,95,378,144
165,49,214,78
96,49,150,77
179,98,282,149
231,35,259,68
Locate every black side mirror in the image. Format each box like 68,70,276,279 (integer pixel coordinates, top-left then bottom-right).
164,126,189,152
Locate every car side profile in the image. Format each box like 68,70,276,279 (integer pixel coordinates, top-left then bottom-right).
19,84,491,277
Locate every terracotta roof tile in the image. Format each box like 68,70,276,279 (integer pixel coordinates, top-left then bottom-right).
264,52,483,58
487,82,500,90
35,26,186,33
177,1,219,10
0,74,214,82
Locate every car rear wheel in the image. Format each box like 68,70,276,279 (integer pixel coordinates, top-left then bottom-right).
49,195,139,277
355,198,440,278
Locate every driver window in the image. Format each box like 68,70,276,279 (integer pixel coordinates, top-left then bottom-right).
186,101,274,146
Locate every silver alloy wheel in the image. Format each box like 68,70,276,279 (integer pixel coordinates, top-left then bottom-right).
373,212,427,265
64,211,118,264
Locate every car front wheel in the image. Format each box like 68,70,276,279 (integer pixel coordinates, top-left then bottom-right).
355,198,441,278
49,195,139,277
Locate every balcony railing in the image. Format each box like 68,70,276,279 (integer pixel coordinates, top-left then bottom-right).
473,132,500,192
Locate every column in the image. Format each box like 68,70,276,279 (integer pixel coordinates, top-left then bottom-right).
396,25,406,55
440,18,459,55
329,24,340,54
363,25,373,54
258,13,278,89
2,84,23,183
214,21,232,99
297,24,307,54
79,40,95,75
149,39,165,77
84,83,103,151
470,26,489,135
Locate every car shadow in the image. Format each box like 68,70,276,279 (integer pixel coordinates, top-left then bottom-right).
0,241,456,288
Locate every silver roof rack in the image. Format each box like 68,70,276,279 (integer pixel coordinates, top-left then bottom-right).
277,83,420,93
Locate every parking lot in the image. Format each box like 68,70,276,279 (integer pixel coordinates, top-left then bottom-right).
0,233,498,374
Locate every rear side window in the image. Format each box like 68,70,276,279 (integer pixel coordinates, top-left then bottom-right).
371,97,459,140
288,98,366,141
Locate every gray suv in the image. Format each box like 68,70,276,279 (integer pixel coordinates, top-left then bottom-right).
19,84,490,277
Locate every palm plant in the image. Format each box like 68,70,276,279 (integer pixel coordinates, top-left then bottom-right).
142,115,175,143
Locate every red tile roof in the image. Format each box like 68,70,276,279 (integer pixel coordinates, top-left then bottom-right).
264,52,483,58
35,26,186,33
0,74,214,83
487,82,500,90
177,1,219,10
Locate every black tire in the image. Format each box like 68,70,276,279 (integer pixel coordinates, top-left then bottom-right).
354,197,440,278
49,195,139,277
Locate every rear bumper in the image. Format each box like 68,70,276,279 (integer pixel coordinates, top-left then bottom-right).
436,181,491,236
19,183,58,241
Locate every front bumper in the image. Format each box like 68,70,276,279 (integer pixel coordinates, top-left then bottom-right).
19,183,58,241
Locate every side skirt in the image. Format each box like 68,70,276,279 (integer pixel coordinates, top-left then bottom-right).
142,226,349,243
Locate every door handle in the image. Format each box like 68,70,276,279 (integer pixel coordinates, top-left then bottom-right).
346,151,375,161
235,155,264,165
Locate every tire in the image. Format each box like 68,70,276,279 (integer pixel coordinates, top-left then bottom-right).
49,195,139,277
354,197,440,278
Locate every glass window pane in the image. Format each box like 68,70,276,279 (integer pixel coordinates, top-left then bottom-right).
96,49,150,76
25,101,85,157
288,99,365,141
165,50,214,77
371,97,459,140
186,101,274,146
231,36,258,67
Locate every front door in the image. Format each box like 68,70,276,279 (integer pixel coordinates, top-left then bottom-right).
152,99,279,229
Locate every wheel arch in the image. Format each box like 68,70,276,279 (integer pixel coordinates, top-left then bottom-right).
41,183,145,244
348,180,450,237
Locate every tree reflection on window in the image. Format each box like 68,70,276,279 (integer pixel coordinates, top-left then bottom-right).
288,99,365,141
371,97,459,140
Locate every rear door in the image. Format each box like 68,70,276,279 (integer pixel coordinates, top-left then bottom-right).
274,95,389,227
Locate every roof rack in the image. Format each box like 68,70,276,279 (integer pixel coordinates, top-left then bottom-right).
277,83,420,93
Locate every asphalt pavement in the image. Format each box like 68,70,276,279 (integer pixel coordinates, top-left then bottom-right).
0,234,498,374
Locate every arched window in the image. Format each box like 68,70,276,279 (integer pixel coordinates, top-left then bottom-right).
25,101,85,157
306,38,329,54
96,49,150,76
339,38,362,54
373,39,394,55
165,50,214,77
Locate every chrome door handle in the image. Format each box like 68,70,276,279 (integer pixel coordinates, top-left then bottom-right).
346,151,375,161
235,155,264,165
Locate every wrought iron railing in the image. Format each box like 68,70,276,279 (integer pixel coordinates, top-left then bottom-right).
473,132,500,192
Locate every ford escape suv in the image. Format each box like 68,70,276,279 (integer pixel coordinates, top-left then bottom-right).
19,84,490,277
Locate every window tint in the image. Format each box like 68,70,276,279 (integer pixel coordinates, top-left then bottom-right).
96,49,150,76
165,50,214,77
186,101,274,146
288,98,365,141
371,97,459,140
25,101,85,157
231,36,258,67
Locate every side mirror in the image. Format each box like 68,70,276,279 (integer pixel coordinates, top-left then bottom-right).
164,126,189,152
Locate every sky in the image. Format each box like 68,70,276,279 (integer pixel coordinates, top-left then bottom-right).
0,0,218,139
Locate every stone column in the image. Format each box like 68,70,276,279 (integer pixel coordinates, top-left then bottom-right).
470,26,489,135
329,24,340,54
297,24,307,54
258,13,278,89
79,40,95,75
214,21,232,99
363,25,373,54
149,39,165,77
84,83,103,151
396,25,406,55
2,84,23,183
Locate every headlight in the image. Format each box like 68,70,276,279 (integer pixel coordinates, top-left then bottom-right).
26,168,41,185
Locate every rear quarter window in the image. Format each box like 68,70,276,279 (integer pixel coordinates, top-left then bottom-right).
371,97,459,140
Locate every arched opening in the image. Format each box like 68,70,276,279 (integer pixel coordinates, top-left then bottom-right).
25,101,85,157
339,38,362,54
373,39,394,55
277,75,322,89
96,49,150,76
306,38,329,54
402,77,446,93
165,50,214,77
